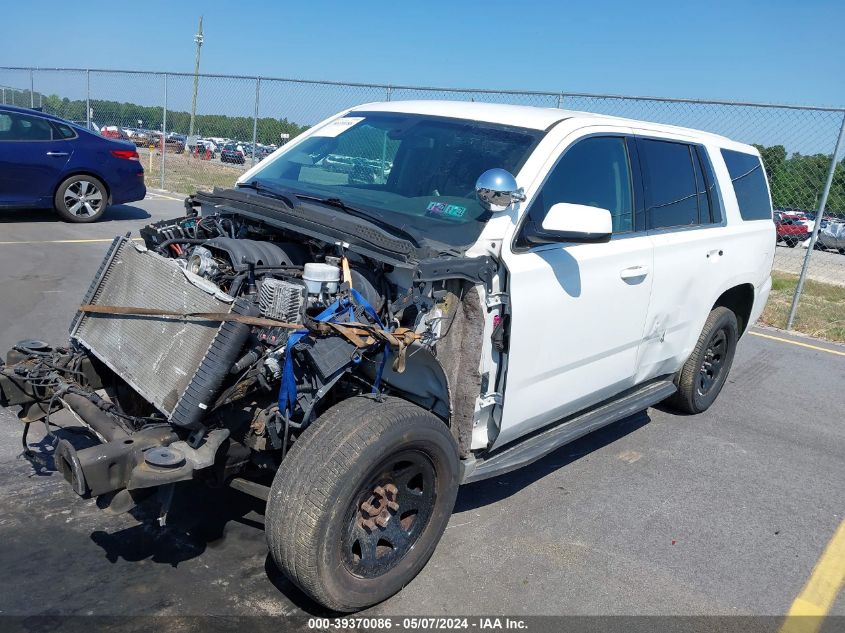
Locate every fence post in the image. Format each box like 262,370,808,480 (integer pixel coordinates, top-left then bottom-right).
386,85,392,102
251,77,260,167
786,112,845,330
29,69,34,108
557,92,563,109
160,73,167,191
85,70,90,130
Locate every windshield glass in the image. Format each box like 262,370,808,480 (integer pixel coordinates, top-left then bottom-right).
245,112,543,251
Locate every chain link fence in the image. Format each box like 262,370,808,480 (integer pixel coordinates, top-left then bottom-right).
1,67,843,341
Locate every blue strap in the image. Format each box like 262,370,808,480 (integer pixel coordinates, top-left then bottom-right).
278,287,389,416
372,346,389,394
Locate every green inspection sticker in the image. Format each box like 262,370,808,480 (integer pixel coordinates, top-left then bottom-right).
426,201,467,219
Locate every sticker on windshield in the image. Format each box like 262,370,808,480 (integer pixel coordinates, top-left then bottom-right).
426,201,467,220
312,117,365,137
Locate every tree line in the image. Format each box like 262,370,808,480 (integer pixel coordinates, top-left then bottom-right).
39,93,309,145
753,144,845,214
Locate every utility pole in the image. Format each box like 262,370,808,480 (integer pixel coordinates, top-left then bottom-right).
188,15,204,137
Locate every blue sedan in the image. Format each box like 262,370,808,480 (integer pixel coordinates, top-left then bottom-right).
0,105,146,222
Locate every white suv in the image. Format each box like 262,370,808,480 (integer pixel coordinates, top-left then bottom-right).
0,101,774,612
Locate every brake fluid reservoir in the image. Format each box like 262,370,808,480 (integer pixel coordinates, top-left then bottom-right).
303,263,341,295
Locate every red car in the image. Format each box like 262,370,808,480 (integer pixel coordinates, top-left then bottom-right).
775,213,809,247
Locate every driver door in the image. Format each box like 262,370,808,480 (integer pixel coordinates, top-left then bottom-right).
497,131,654,447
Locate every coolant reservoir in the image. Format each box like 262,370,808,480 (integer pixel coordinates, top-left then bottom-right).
303,263,340,295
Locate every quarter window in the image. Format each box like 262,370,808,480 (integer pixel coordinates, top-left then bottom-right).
696,146,723,223
527,136,634,233
53,122,77,139
721,149,772,221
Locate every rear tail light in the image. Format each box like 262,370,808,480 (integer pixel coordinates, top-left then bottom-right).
111,149,139,161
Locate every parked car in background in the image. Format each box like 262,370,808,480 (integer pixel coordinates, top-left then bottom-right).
0,105,146,222
255,145,274,160
121,128,151,145
774,212,809,246
192,138,218,158
815,219,845,253
147,131,185,154
220,142,246,164
99,125,130,141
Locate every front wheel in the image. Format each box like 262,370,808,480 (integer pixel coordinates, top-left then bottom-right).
665,307,738,414
266,396,460,612
54,175,107,222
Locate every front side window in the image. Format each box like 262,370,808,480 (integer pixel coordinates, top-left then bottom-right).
721,149,772,221
638,139,700,229
526,136,634,234
0,112,53,141
247,112,543,250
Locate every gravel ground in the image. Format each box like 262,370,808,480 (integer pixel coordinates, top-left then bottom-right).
773,243,845,286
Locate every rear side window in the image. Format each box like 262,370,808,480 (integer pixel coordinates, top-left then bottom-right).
0,112,54,141
638,139,700,229
721,149,772,220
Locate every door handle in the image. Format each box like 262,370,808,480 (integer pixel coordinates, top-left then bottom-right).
620,265,650,280
46,151,69,157
706,249,724,259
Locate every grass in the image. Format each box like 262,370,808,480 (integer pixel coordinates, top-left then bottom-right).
761,270,845,342
141,149,246,195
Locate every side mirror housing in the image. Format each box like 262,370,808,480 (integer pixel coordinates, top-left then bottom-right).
523,203,613,245
475,168,525,212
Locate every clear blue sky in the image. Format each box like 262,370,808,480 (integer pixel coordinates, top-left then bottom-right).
1,0,843,107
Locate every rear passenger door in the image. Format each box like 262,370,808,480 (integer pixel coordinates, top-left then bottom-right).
0,110,73,207
632,134,729,383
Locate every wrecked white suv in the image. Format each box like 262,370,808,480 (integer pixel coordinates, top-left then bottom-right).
0,101,774,611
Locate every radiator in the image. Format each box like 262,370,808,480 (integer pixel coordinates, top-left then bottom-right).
69,237,252,429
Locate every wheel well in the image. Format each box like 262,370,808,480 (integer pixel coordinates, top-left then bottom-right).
53,172,111,205
713,284,755,335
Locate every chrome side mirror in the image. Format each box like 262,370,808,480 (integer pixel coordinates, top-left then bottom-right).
475,168,526,212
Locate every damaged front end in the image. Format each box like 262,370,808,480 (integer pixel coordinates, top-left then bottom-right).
0,192,505,517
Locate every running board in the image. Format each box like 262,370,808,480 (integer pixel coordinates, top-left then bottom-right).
461,378,677,484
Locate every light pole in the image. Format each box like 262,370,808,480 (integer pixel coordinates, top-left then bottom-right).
188,15,204,137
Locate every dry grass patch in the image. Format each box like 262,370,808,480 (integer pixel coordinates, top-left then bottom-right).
761,271,845,342
142,150,246,196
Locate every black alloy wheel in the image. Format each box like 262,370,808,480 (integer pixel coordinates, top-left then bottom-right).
341,449,437,579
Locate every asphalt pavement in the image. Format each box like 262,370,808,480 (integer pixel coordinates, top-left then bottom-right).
0,196,843,620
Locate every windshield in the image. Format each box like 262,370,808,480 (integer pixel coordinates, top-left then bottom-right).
244,112,543,251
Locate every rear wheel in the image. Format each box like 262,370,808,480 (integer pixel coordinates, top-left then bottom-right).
265,396,459,612
666,307,738,414
54,175,107,222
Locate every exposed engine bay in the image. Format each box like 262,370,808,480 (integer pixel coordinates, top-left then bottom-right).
0,188,507,515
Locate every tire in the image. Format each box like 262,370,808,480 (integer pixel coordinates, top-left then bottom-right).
838,248,845,255
786,239,797,248
54,174,108,223
266,396,460,612
665,307,738,415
